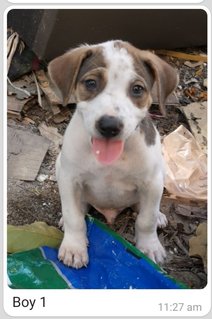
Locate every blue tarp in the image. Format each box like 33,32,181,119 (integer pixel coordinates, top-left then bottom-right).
40,218,185,289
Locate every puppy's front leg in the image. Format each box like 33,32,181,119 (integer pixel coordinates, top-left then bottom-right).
135,172,166,264
57,166,88,269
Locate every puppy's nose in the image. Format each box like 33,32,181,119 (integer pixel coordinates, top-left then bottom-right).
96,115,123,138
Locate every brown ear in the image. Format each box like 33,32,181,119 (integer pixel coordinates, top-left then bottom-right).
48,47,91,106
140,51,178,115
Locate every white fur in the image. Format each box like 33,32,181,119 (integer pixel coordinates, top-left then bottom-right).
56,41,167,268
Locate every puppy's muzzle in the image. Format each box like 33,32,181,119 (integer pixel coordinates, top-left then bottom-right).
96,115,124,138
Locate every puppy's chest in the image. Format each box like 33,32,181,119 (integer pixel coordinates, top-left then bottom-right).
82,169,139,209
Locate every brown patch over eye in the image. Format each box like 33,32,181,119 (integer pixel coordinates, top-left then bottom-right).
76,68,107,101
128,80,152,109
74,46,107,102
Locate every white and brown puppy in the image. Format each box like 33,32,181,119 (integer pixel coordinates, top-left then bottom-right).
48,40,178,268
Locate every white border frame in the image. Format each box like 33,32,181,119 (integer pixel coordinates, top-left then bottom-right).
7,0,205,4
3,3,211,317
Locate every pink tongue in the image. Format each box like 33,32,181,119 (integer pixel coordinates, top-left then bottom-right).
92,138,124,165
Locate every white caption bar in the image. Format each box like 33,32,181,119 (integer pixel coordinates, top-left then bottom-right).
4,286,211,317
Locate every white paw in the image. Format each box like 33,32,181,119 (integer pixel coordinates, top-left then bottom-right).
157,211,168,228
58,237,89,269
136,236,166,264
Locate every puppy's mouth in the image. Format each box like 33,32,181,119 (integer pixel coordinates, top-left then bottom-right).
91,137,124,165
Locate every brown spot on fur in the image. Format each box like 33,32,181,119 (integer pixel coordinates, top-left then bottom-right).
113,41,155,90
48,46,107,105
48,47,93,105
113,41,155,109
140,116,156,146
76,47,106,81
139,51,178,115
113,41,178,115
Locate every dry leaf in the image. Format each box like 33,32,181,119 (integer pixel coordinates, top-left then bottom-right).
184,61,203,68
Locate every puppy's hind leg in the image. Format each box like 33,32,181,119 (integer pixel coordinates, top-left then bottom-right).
135,172,166,264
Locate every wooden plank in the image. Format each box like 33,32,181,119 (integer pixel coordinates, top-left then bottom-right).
38,122,63,146
7,127,50,181
155,50,207,62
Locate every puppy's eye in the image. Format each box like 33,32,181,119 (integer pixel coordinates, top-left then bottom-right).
131,84,144,97
84,79,97,90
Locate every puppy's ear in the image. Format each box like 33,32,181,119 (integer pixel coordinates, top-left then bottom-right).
141,51,179,115
48,47,91,106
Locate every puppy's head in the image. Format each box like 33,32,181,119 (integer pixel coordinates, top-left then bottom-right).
48,40,178,164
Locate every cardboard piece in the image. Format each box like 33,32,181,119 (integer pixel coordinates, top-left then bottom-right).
8,127,50,181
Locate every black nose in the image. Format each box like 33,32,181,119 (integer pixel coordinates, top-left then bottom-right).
96,115,123,138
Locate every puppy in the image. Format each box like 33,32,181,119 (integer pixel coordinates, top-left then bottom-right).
48,40,178,268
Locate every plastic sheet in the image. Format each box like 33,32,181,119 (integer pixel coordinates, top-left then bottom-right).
162,125,207,200
8,217,187,289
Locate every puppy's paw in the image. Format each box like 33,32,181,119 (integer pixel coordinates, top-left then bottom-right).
58,237,89,269
157,211,168,228
136,237,166,264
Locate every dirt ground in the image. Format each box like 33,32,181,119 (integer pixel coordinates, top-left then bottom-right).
7,50,207,289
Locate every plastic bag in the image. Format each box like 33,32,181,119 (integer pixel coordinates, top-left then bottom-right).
162,125,207,200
